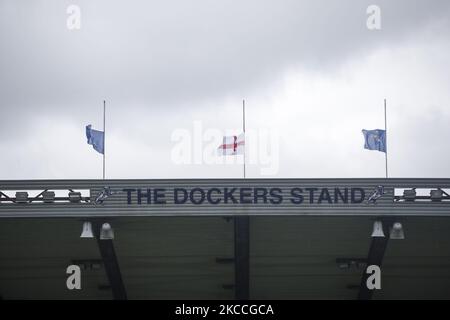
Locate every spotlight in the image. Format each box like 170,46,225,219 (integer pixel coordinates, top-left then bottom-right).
403,189,416,202
15,192,29,204
430,189,443,202
390,222,405,240
100,223,114,240
69,191,82,203
371,221,385,238
80,221,94,238
42,191,55,203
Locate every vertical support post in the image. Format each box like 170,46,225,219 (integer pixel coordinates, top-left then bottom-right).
93,221,127,300
234,216,250,300
103,100,106,180
234,99,250,299
358,221,389,300
384,99,388,179
243,99,246,179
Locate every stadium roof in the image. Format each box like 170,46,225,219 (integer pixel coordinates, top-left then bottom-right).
1,179,450,299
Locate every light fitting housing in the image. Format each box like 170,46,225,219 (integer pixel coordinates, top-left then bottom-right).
69,191,82,203
15,192,29,204
390,222,405,240
100,223,114,240
371,221,385,238
42,191,55,203
403,189,416,202
80,221,94,238
430,189,443,202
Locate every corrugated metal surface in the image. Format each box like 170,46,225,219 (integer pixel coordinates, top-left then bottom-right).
2,216,450,299
1,178,450,217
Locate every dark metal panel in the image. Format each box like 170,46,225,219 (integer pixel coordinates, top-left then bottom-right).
1,179,450,217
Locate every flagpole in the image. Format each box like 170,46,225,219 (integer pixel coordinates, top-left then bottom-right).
243,99,246,179
384,98,388,179
103,100,106,180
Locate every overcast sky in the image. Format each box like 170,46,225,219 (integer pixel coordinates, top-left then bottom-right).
1,0,450,180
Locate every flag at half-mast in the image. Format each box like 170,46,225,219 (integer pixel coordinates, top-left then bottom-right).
218,133,245,155
86,124,104,154
362,129,386,153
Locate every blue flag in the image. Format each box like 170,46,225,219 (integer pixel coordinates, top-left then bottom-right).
362,129,386,153
86,125,104,154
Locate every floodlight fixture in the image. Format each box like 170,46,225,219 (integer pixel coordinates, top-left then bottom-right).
371,221,385,238
430,189,444,202
100,223,114,240
80,221,94,238
15,192,29,204
69,191,82,203
42,191,55,203
403,189,416,202
389,222,405,240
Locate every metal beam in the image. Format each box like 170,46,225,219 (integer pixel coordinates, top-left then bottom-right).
93,221,127,300
358,221,390,300
234,216,250,300
2,178,450,218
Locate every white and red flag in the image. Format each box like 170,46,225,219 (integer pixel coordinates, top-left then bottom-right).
217,133,245,155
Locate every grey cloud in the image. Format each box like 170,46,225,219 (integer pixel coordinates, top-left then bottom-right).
1,0,450,111
1,1,450,179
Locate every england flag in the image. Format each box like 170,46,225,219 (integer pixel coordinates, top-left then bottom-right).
217,133,245,155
